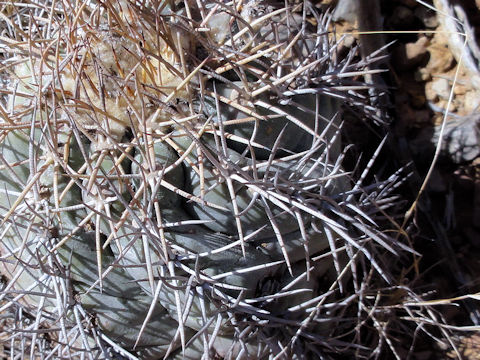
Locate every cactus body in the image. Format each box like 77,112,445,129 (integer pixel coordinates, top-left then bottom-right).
0,1,407,359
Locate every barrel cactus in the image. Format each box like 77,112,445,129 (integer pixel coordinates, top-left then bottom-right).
1,0,408,358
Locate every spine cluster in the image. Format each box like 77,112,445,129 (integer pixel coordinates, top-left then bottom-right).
0,1,406,359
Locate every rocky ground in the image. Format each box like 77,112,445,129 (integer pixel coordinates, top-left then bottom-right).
324,0,480,358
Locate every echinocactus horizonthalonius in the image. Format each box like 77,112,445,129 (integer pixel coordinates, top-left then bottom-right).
0,1,410,358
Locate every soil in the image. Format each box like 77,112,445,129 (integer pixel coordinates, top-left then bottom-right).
324,0,480,358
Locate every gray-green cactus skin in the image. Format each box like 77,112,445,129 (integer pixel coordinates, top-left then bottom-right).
205,83,342,160
0,1,403,359
0,90,342,359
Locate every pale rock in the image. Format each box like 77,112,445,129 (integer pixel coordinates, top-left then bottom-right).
426,43,455,74
415,68,432,82
453,84,468,96
430,78,451,100
465,90,480,113
333,0,358,23
437,99,457,113
393,37,429,71
411,118,480,164
438,118,480,163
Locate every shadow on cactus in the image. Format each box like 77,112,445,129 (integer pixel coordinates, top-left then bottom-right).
0,0,417,359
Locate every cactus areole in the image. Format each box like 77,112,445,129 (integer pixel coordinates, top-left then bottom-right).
0,1,404,359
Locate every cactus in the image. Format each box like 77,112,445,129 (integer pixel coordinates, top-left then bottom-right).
1,1,409,359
